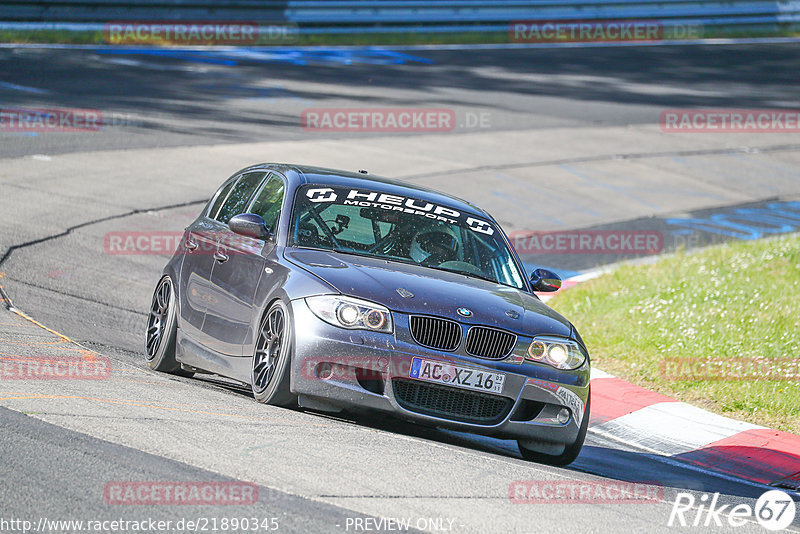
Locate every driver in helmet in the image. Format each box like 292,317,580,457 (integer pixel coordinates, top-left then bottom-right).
409,223,460,265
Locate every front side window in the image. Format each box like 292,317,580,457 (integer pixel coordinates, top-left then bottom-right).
290,184,524,289
207,179,236,220
214,171,267,224
248,174,285,233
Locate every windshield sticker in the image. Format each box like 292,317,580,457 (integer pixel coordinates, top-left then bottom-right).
556,386,585,426
306,187,338,203
304,186,495,235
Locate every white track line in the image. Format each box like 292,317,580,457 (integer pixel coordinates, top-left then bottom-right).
592,401,764,456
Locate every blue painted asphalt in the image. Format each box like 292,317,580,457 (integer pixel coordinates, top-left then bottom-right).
92,47,433,66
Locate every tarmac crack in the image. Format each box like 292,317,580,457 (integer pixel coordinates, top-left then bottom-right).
0,197,207,310
78,340,142,357
0,180,144,211
2,275,145,316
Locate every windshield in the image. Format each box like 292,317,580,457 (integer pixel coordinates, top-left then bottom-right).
290,184,526,289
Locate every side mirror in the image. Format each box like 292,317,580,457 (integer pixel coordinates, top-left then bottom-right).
530,268,561,292
228,213,271,240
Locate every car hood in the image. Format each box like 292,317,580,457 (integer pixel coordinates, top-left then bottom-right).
285,249,572,337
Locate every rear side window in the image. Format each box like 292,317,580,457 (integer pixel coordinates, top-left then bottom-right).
248,175,285,233
213,171,267,224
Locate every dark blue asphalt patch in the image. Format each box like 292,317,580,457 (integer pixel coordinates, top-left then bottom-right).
94,47,433,67
518,198,800,275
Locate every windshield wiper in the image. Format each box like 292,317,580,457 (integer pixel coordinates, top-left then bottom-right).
434,265,498,285
296,245,503,286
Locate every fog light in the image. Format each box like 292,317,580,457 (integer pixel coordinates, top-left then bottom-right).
557,408,571,424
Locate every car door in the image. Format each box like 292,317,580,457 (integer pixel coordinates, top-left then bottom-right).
235,173,287,359
200,170,269,357
178,177,238,345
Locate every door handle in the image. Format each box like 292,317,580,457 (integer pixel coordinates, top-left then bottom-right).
185,238,198,251
214,251,229,263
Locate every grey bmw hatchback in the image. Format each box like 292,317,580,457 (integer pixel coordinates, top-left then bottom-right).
146,164,591,465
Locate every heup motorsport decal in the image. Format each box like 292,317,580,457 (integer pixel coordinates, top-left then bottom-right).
527,378,585,426
305,187,495,235
555,386,585,426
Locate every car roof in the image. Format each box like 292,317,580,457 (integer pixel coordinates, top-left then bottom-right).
253,163,489,218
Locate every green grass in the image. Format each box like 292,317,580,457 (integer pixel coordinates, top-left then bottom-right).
549,234,800,434
0,29,509,46
0,30,107,44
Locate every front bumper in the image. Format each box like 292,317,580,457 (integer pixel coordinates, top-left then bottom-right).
289,299,590,444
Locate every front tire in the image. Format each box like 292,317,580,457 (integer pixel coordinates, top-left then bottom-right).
251,300,295,406
145,276,192,376
518,389,590,466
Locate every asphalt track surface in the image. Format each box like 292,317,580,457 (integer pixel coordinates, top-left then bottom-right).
1,42,799,533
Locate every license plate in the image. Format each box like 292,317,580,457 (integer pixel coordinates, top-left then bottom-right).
409,357,505,394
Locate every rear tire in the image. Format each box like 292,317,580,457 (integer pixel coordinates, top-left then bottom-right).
251,300,295,406
145,276,193,377
518,389,590,466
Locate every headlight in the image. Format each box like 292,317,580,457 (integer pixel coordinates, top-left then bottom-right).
306,295,393,334
525,336,586,370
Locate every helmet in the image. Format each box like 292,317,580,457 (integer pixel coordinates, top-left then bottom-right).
410,227,459,264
